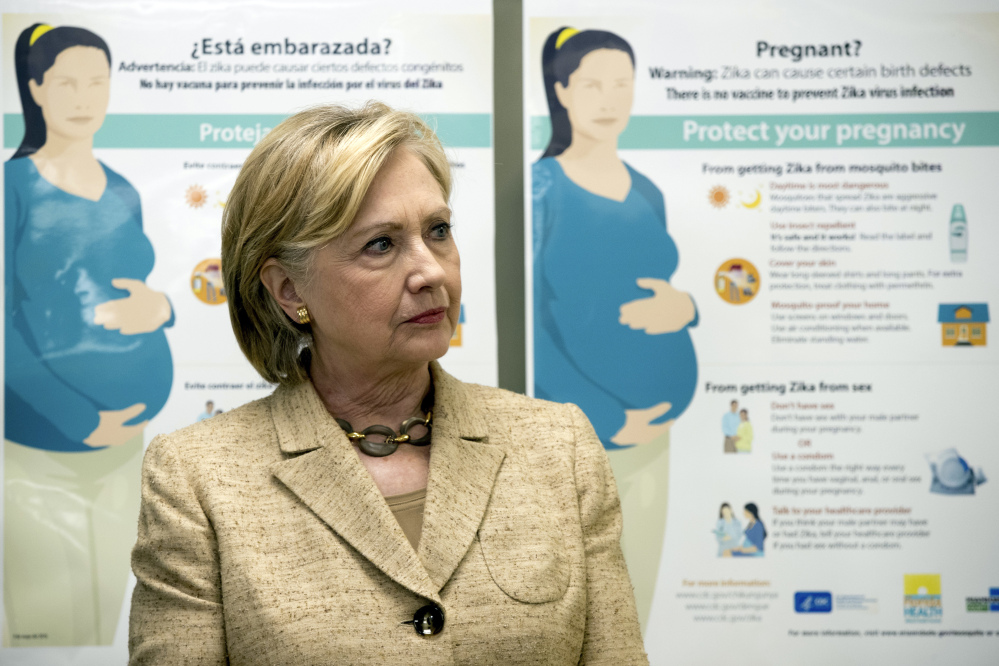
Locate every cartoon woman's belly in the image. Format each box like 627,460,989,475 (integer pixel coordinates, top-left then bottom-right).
41,330,173,420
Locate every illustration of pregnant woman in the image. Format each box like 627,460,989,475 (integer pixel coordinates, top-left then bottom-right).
532,27,698,626
4,24,173,646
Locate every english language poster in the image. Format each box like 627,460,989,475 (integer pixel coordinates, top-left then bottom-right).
524,0,999,663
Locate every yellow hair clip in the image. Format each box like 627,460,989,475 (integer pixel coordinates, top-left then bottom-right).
29,24,54,47
555,27,579,50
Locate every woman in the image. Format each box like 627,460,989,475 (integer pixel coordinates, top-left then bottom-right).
533,27,697,448
714,503,742,557
128,103,648,664
734,408,753,453
725,503,767,557
532,26,698,626
4,23,173,646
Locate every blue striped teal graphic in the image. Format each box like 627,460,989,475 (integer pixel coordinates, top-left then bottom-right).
531,112,999,150
4,113,492,149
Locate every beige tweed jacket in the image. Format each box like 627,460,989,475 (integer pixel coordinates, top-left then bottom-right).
129,362,648,665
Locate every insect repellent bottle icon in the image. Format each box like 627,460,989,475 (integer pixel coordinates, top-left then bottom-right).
950,204,967,262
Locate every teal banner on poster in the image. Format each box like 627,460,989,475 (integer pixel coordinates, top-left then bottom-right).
4,113,492,149
530,112,999,150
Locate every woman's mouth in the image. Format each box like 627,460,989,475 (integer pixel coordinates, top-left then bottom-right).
67,116,93,124
593,117,618,125
406,307,446,324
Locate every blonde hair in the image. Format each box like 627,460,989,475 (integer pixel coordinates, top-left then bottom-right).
221,102,452,384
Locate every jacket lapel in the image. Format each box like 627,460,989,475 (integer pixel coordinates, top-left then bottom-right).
269,381,439,601
268,363,506,598
418,364,506,591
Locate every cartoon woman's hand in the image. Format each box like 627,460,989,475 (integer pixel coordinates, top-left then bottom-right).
83,403,148,447
619,278,695,334
611,401,674,446
94,278,172,335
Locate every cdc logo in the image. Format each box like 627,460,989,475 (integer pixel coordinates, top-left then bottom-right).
795,592,832,613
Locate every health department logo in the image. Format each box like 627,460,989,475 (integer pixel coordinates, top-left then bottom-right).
966,587,999,612
794,591,832,613
904,574,942,623
834,594,879,613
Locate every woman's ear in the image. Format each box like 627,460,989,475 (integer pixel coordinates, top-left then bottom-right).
554,80,569,110
259,258,305,322
27,78,43,108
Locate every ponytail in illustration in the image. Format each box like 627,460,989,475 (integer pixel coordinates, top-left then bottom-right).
4,23,173,647
531,25,698,629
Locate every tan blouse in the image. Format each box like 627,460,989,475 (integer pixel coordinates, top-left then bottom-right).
385,487,426,550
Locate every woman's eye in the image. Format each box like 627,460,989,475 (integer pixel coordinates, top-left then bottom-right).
429,222,452,239
364,237,393,254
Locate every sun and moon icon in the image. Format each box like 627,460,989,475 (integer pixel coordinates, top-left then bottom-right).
740,189,762,209
707,185,762,210
708,185,730,208
185,184,228,209
185,184,208,208
714,258,760,305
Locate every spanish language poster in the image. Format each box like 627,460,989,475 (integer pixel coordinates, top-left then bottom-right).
524,0,998,663
1,0,495,662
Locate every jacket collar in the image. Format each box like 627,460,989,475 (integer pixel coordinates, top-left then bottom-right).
269,362,504,600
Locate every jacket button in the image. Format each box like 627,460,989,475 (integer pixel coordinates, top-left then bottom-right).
408,603,445,636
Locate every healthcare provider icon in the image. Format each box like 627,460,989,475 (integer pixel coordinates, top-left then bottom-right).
937,303,988,346
925,448,986,495
714,502,766,557
949,204,967,262
715,259,760,305
191,258,226,305
904,574,942,623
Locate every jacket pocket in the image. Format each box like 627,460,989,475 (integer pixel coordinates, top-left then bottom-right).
478,459,570,604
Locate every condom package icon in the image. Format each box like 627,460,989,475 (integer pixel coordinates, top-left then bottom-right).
925,448,987,495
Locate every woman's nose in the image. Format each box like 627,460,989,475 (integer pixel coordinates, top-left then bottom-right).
406,241,447,292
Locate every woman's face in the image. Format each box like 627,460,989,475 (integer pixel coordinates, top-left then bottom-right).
554,48,634,144
721,505,732,520
744,509,753,521
28,46,110,143
297,147,461,374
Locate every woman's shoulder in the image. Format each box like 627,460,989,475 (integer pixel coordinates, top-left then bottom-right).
623,162,663,196
463,380,574,418
460,381,594,455
99,161,140,198
148,393,279,463
531,157,561,200
623,161,666,220
5,156,35,182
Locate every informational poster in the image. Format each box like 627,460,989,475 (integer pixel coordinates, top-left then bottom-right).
1,0,495,661
524,0,998,663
